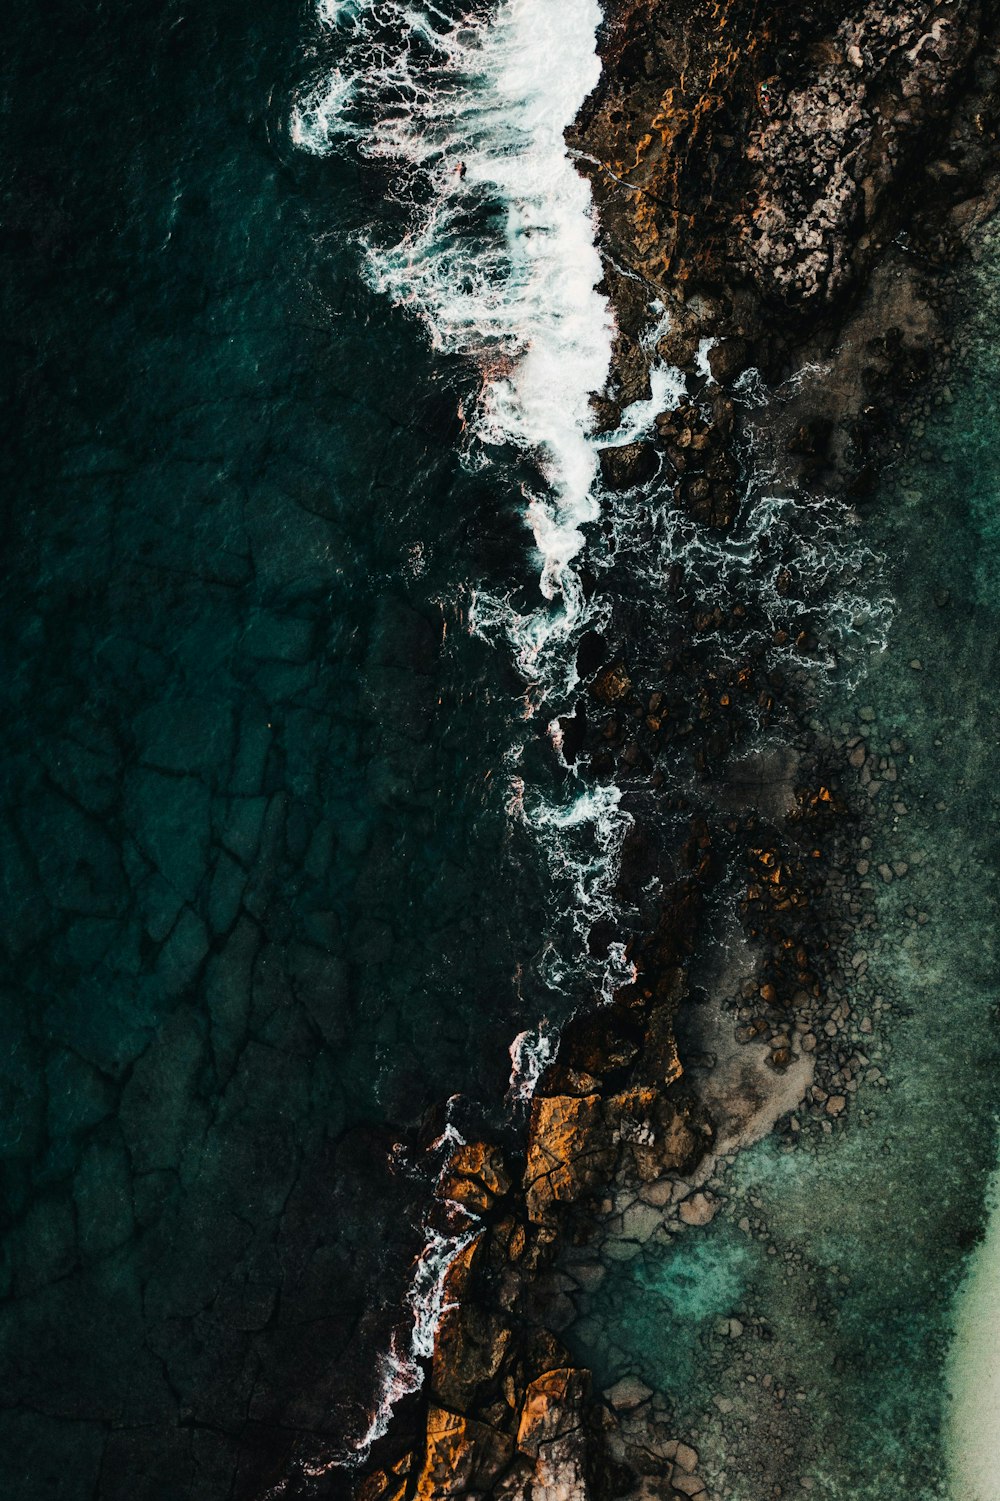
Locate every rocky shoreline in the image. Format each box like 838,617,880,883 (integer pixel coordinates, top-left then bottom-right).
351,5,1000,1499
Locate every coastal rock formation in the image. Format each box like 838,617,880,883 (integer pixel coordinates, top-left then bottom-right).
356,4,1000,1499
743,2,980,305
572,0,999,379
524,1093,613,1223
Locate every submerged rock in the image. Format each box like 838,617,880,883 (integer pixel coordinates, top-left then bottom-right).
603,1375,654,1412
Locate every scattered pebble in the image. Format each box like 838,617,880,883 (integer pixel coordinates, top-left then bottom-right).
604,1375,653,1411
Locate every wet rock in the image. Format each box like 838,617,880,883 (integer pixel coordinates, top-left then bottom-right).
438,1142,511,1216
707,338,751,386
431,1234,512,1410
413,1408,513,1500
678,1192,719,1228
524,1094,614,1224
599,441,659,490
609,1087,705,1184
358,1456,413,1501
604,1376,654,1412
517,1366,591,1454
590,662,633,706
621,1200,662,1243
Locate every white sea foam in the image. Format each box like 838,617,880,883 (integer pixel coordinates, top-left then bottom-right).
508,1020,558,1103
523,780,633,992
348,1333,424,1461
344,1117,479,1465
598,479,892,691
292,0,631,1124
602,365,684,452
407,1220,479,1360
292,0,615,681
529,781,629,920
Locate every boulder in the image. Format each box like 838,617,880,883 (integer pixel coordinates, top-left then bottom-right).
608,1088,704,1183
357,1455,413,1501
598,441,659,490
678,1192,718,1227
414,1408,513,1500
707,338,751,385
524,1094,614,1224
517,1367,591,1456
438,1142,511,1216
590,662,632,706
603,1376,653,1412
431,1234,512,1410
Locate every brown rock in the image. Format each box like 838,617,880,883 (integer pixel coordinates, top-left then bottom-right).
673,1442,699,1473
554,1002,640,1078
603,1375,653,1412
588,1085,705,1184
707,337,751,385
541,1066,603,1097
414,1408,514,1500
672,1472,706,1497
517,1367,591,1456
357,1459,412,1501
431,1234,511,1409
678,1192,718,1227
524,1094,615,1223
591,661,632,706
438,1141,512,1216
639,1003,684,1089
599,440,659,490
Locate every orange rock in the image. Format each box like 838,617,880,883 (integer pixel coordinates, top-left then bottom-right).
590,661,632,704
516,1367,591,1457
356,1465,410,1501
438,1141,511,1216
413,1408,513,1500
523,1094,614,1224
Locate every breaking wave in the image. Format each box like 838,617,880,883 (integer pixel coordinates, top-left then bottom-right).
292,0,614,682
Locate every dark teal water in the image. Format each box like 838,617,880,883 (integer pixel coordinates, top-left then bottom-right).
0,3,569,1495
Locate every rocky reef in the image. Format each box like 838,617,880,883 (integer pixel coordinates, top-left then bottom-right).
355,4,1000,1499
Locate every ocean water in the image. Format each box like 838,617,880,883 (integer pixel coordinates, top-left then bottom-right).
0,0,626,1494
4,2,999,1499
566,230,1000,1499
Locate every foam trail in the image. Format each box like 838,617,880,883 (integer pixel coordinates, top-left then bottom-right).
523,780,634,997
601,363,687,452
292,0,615,690
508,1020,558,1104
347,1122,479,1467
290,0,628,1463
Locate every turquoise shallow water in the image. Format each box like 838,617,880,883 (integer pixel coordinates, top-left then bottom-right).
567,232,1000,1497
